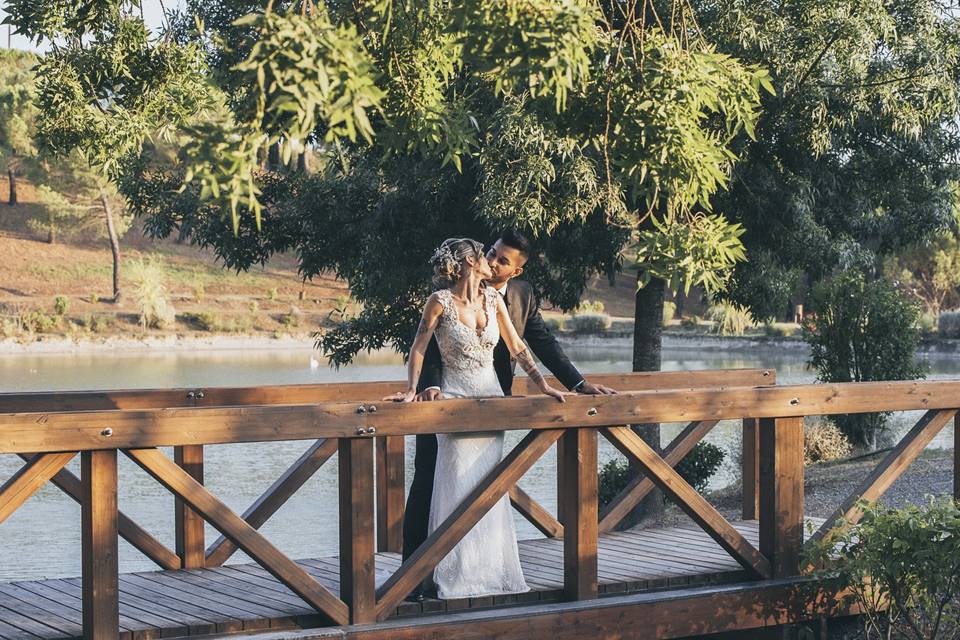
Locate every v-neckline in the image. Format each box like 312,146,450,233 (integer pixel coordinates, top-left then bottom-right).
447,289,489,338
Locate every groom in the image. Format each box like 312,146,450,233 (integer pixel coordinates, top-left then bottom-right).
402,228,616,600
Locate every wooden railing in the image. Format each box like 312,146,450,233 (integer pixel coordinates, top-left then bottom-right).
1,369,958,640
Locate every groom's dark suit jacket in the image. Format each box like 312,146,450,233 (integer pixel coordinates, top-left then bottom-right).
402,279,585,563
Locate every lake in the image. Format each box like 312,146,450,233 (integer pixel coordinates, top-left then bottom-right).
1,338,957,580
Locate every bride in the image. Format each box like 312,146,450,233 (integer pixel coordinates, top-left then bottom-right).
391,237,566,599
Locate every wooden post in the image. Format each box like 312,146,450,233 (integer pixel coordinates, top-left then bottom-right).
340,437,376,624
742,418,760,520
174,445,205,568
559,428,598,601
81,450,119,640
375,436,405,553
758,417,804,578
555,435,567,525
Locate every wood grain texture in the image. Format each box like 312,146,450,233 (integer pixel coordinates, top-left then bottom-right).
374,430,563,620
206,439,338,567
0,452,76,524
599,421,718,533
602,427,771,579
174,445,205,569
81,450,119,640
809,409,957,546
0,369,776,414
6,380,960,453
123,448,348,625
374,436,404,554
509,486,563,538
17,453,180,570
340,438,376,624
742,418,760,520
559,429,598,601
758,417,804,578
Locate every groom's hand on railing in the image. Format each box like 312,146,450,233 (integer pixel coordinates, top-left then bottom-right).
577,380,618,395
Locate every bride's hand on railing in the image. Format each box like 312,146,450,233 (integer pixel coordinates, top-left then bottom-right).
383,389,417,403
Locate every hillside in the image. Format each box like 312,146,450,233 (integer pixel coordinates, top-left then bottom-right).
0,180,645,344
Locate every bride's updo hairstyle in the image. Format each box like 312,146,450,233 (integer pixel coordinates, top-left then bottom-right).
430,238,484,288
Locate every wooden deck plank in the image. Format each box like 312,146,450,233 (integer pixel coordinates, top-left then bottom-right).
0,520,810,640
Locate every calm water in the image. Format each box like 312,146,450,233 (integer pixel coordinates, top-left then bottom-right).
1,340,957,580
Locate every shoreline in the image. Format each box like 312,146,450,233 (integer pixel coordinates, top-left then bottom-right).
2,329,959,357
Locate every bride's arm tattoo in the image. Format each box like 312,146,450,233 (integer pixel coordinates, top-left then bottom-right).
515,348,545,387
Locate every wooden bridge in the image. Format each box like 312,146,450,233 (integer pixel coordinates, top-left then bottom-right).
0,368,957,640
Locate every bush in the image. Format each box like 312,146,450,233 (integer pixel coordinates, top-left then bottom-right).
567,312,611,333
268,287,279,301
21,310,57,333
576,299,604,314
662,300,677,326
707,301,755,336
803,419,852,465
680,315,702,329
939,310,960,338
597,442,726,510
53,296,69,316
128,258,176,329
811,497,960,640
674,441,725,493
193,282,205,303
917,310,937,335
803,271,927,449
762,322,788,338
182,311,218,331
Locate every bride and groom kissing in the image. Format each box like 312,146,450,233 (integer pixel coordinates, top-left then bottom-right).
386,230,617,602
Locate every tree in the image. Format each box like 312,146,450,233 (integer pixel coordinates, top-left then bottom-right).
0,49,39,206
4,1,215,301
885,230,960,315
691,0,960,320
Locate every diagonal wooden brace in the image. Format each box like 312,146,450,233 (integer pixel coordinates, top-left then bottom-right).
17,453,180,570
808,409,958,547
374,429,563,620
602,426,771,579
599,420,718,533
1,452,76,524
124,447,349,625
205,438,338,566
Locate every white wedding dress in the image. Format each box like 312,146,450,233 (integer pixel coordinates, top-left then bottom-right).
428,287,529,599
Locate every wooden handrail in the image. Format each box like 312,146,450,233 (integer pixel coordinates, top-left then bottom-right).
4,379,960,453
0,369,776,413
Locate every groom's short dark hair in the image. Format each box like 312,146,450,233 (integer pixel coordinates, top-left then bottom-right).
498,228,532,260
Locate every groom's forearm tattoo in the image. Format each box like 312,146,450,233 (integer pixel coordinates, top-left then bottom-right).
516,348,545,386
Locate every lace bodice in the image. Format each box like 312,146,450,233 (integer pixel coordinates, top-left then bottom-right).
433,287,500,373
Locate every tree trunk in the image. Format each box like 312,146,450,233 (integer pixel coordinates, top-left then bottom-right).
100,190,122,303
7,167,17,206
628,275,666,526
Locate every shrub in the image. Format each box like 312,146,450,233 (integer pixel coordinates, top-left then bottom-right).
803,271,927,449
680,315,701,329
567,312,611,333
917,311,938,335
811,498,960,640
248,300,259,313
128,258,176,329
544,317,564,332
53,296,69,316
674,442,725,493
87,293,98,304
597,442,725,509
193,282,206,303
762,322,788,338
662,300,677,326
182,311,219,331
279,305,304,328
803,419,852,465
707,301,755,336
268,287,279,301
576,299,604,314
939,310,960,338
21,310,56,333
